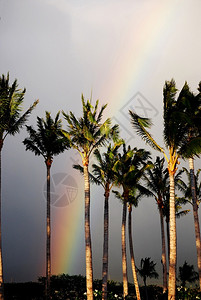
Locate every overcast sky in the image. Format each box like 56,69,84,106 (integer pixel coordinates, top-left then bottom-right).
0,0,201,285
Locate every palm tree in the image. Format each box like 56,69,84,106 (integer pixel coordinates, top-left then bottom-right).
0,73,38,300
137,257,159,300
163,192,190,263
176,82,201,289
62,96,118,300
113,145,151,299
129,79,201,300
23,112,66,300
178,167,201,289
91,141,123,300
143,156,169,293
178,261,198,287
127,185,152,300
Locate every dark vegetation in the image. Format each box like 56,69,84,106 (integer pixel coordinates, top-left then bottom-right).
4,274,201,300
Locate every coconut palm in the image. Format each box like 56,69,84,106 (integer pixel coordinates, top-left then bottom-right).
62,96,118,300
0,73,38,300
178,261,198,287
163,193,190,263
23,112,66,300
129,79,201,300
113,145,151,299
176,82,201,289
138,257,159,300
143,156,169,293
127,184,152,300
91,141,123,300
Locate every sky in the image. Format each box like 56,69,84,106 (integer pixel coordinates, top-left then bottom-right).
0,0,201,285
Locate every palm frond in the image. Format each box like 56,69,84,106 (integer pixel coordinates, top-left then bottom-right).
129,110,164,153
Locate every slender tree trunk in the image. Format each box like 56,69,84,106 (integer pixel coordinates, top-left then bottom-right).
46,162,51,300
83,162,93,300
189,157,201,290
166,219,170,265
144,278,148,300
159,206,168,293
0,145,4,300
102,184,109,300
122,201,128,299
168,171,176,300
128,204,141,300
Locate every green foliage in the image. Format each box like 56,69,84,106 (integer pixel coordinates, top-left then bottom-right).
62,95,119,161
0,72,38,142
23,111,66,162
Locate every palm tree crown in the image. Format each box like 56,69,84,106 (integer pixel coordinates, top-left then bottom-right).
0,73,38,147
23,111,66,165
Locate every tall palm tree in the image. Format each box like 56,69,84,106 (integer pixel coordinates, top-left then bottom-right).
129,79,201,300
127,184,152,300
62,96,118,300
163,194,190,263
23,112,66,300
91,141,123,300
113,145,151,299
138,257,159,300
178,167,201,288
0,73,38,300
176,82,201,289
143,156,169,293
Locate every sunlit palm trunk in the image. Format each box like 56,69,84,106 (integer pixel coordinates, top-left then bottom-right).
83,163,93,300
128,204,141,300
122,200,128,299
102,184,109,300
0,146,4,300
189,157,201,290
159,206,168,293
166,219,170,265
46,161,51,300
168,171,176,300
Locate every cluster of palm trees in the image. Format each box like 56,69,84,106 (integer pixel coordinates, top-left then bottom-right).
1,73,201,300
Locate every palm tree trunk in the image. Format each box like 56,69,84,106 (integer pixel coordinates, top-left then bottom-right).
168,171,176,300
102,184,109,300
166,219,170,265
122,200,128,299
46,163,51,300
128,204,141,300
0,146,4,300
83,163,93,300
144,278,148,300
189,157,201,290
159,206,168,293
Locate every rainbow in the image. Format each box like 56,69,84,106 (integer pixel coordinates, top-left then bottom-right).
49,0,184,276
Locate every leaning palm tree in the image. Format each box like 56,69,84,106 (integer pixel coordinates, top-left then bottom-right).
127,184,152,300
62,96,118,300
138,257,159,300
0,73,38,300
113,145,151,299
130,79,201,300
23,112,66,300
143,156,169,293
